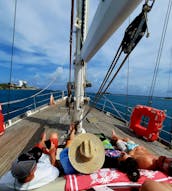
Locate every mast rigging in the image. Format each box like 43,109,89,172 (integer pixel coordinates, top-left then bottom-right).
7,0,18,121
76,0,155,125
94,0,155,105
147,0,172,106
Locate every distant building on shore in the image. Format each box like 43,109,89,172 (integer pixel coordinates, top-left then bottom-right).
18,80,27,88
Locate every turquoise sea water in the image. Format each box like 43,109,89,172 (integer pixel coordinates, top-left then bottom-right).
0,89,60,120
0,90,172,143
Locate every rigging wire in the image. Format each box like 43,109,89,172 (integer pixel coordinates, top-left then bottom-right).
125,17,131,121
96,44,123,96
166,57,172,98
7,0,17,120
147,0,172,105
67,0,75,114
69,0,74,84
96,0,154,102
125,56,130,121
100,53,132,96
166,53,172,143
79,51,131,125
4,0,59,109
94,0,153,103
81,0,87,100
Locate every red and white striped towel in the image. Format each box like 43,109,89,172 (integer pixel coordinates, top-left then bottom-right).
65,168,172,191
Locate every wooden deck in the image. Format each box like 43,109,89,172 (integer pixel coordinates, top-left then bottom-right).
0,100,172,177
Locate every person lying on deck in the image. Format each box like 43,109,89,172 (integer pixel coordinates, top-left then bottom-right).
98,131,140,182
0,132,59,190
111,130,172,177
60,124,140,182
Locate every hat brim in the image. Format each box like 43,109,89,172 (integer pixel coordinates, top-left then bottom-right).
68,133,105,174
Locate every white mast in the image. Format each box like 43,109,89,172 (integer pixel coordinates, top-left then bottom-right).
74,0,88,133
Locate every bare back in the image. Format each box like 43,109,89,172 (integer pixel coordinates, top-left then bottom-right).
129,146,158,170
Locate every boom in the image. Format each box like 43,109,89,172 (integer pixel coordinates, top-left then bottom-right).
81,0,143,62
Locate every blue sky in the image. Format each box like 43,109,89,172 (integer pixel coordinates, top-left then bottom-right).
0,0,172,96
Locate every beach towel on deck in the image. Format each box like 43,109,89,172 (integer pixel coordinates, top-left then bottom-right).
65,168,172,191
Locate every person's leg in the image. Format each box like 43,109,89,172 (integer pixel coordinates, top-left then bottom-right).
112,129,135,142
41,132,46,141
69,127,75,140
141,180,172,191
112,130,121,142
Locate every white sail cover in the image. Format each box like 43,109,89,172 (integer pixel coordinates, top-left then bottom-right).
81,0,143,62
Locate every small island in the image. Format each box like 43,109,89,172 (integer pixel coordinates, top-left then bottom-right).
0,81,37,90
164,97,172,100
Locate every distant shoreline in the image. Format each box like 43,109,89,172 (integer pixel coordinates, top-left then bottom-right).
0,88,38,90
164,97,172,100
0,83,37,90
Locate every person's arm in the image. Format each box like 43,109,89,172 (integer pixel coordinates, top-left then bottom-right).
141,180,172,191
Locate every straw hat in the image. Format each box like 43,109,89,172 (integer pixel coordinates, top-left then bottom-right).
68,133,105,174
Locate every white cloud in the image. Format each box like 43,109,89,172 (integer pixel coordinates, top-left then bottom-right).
0,0,172,96
0,0,70,67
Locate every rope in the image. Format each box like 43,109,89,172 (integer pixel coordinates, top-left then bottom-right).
7,0,17,120
96,44,122,96
101,53,132,95
147,0,172,105
69,0,74,84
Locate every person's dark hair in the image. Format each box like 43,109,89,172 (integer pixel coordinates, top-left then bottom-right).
103,155,119,168
28,147,42,162
44,140,51,149
131,188,140,191
118,157,140,182
18,147,42,163
18,178,26,183
168,161,172,176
